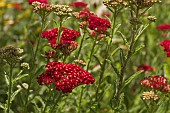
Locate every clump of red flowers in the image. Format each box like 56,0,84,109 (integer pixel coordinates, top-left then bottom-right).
160,40,170,57
137,64,154,72
37,62,95,93
140,76,170,93
69,2,88,8
157,24,170,30
87,15,111,33
42,28,80,55
28,0,48,4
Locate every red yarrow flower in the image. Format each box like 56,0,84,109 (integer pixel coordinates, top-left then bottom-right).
157,24,170,30
37,62,95,93
137,64,154,72
41,28,80,54
69,2,88,8
28,0,48,4
87,15,111,33
160,40,170,57
140,76,170,92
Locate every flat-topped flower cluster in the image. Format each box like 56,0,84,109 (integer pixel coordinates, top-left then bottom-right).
37,62,95,93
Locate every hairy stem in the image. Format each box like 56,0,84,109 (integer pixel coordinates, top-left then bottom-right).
77,36,97,113
24,17,46,112
77,28,86,59
7,64,13,113
95,10,117,103
50,92,62,113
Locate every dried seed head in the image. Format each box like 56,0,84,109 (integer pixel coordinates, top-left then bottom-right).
136,0,162,7
0,46,23,65
130,17,142,25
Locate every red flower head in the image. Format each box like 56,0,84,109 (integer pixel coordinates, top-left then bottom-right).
157,24,170,30
69,2,88,8
137,64,154,72
102,12,111,18
12,3,22,11
41,28,80,55
140,76,170,92
28,0,48,4
37,62,95,93
160,40,170,57
87,15,111,33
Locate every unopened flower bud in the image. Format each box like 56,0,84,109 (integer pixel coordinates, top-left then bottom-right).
142,91,159,101
21,63,30,69
147,16,157,22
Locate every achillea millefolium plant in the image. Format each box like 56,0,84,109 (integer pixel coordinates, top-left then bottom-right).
0,0,170,113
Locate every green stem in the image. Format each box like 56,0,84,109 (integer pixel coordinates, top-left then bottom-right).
7,64,13,113
95,10,117,103
77,36,97,113
77,28,86,59
57,18,63,44
42,87,53,113
86,38,97,71
77,86,84,113
24,17,46,112
114,7,140,112
50,92,62,113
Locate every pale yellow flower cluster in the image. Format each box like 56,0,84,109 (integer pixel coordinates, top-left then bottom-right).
53,5,72,17
142,91,159,101
103,0,128,8
74,60,86,66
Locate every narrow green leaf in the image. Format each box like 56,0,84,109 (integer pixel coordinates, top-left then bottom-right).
16,70,23,77
107,38,111,45
141,97,150,112
98,84,112,100
114,24,121,34
35,96,45,108
107,58,120,76
110,62,120,76
135,24,149,41
117,31,129,46
43,20,51,31
133,44,145,55
110,47,119,58
35,65,45,77
13,74,29,83
10,88,22,103
119,48,125,67
4,74,9,86
123,70,143,89
93,55,102,67
156,98,169,113
0,103,5,109
164,64,170,80
105,16,112,26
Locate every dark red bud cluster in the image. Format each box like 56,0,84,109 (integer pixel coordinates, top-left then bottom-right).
137,64,154,72
160,40,170,57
